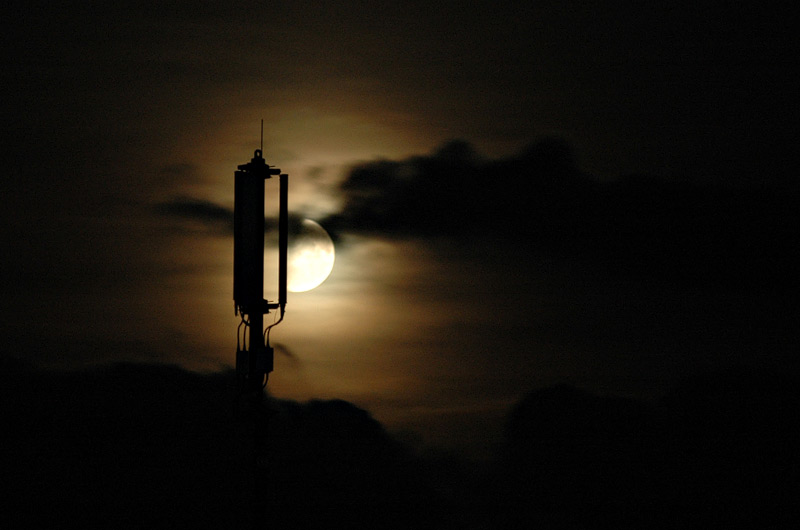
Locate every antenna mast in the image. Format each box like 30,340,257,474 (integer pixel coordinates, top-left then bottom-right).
233,123,289,528
233,126,288,391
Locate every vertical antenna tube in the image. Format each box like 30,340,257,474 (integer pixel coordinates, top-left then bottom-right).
233,167,265,315
278,173,288,309
250,172,265,349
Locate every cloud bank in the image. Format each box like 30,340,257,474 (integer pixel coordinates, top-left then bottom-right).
4,359,798,529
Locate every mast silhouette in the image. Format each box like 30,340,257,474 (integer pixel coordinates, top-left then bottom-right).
233,136,288,528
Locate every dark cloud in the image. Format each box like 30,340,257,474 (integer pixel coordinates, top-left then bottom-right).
271,341,301,368
4,359,797,529
327,138,800,286
0,359,444,529
499,370,800,528
1,360,245,529
152,197,320,241
153,196,234,235
325,138,585,238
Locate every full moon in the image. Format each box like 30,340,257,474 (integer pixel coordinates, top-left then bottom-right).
287,219,335,292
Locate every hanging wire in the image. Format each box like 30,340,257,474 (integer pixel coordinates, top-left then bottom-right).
263,307,284,346
263,311,275,342
238,313,250,351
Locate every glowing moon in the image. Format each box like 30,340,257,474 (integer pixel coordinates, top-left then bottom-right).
287,219,335,292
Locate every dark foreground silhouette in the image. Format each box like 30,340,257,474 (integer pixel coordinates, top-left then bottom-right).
501,378,800,529
2,359,797,529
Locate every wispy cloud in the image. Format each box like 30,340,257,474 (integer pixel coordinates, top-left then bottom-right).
153,196,233,235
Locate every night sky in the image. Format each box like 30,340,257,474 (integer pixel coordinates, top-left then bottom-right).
2,2,799,526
